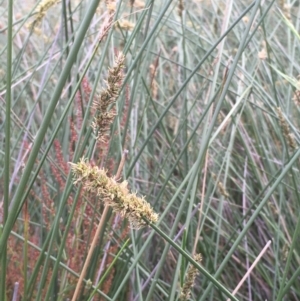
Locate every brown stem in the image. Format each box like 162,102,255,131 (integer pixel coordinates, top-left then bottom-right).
71,150,128,301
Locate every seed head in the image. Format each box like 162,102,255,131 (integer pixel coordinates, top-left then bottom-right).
180,253,202,301
70,158,158,228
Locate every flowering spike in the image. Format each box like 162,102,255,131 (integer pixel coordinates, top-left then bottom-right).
70,158,158,228
92,53,125,142
180,254,202,301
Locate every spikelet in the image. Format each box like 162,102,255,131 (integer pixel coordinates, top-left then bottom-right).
180,253,202,300
292,89,300,106
116,20,135,31
91,53,125,142
30,0,60,29
292,76,300,106
178,0,184,18
105,0,117,15
70,158,158,228
276,107,297,151
212,173,230,198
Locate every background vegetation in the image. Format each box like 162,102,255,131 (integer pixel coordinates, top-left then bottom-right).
1,0,300,300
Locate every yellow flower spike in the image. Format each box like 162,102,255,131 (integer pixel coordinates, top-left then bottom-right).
70,158,158,228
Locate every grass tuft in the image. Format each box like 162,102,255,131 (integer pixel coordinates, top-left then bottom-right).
1,0,300,300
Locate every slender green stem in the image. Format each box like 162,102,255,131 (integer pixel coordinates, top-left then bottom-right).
86,239,130,301
200,147,300,300
276,213,300,300
1,0,13,298
126,0,256,176
147,221,239,301
0,0,102,260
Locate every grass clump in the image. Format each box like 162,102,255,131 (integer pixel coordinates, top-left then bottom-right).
1,0,300,300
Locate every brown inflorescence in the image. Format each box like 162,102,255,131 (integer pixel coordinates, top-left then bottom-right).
180,253,202,301
178,0,184,17
69,118,78,162
91,53,125,142
292,88,300,107
276,107,297,151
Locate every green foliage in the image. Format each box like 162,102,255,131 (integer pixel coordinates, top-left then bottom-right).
1,0,300,300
